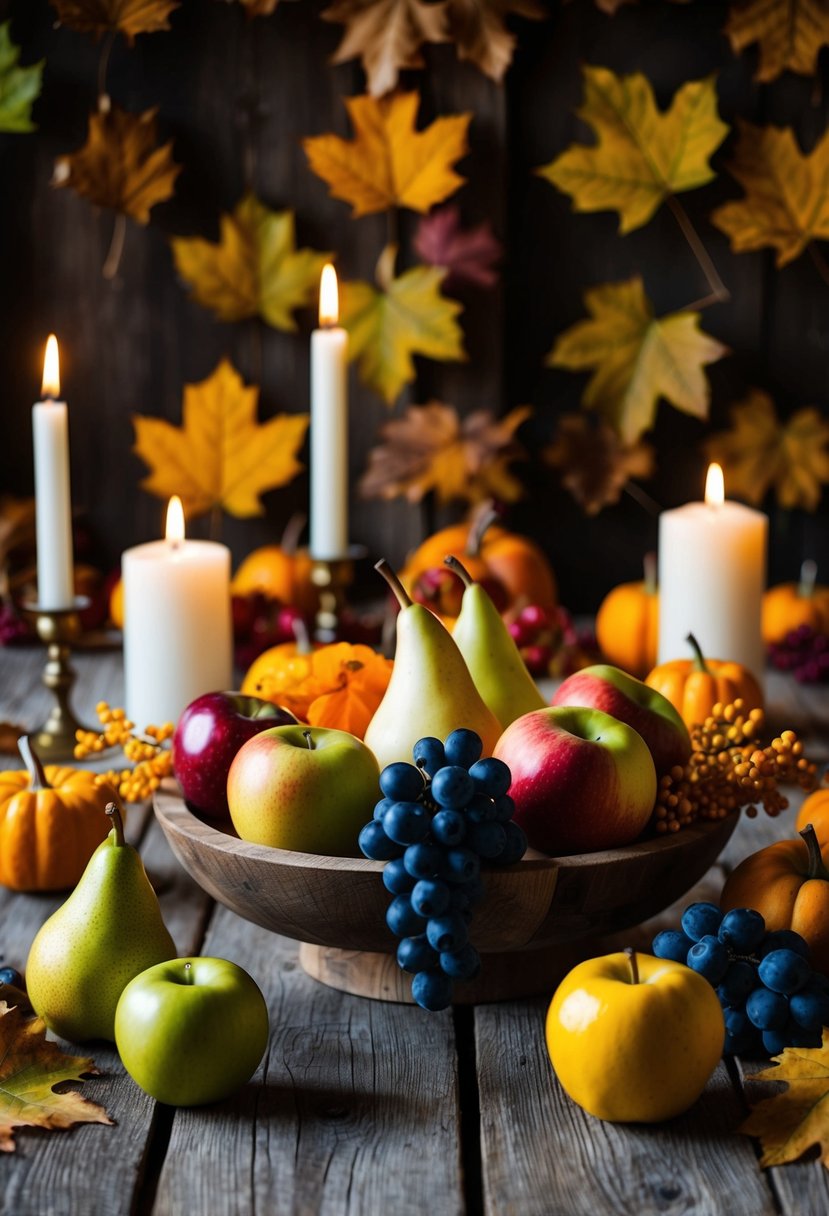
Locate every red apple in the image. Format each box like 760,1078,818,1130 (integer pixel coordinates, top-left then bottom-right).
172,691,297,821
552,664,691,775
493,706,657,855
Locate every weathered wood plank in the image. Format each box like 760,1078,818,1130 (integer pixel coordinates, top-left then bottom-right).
152,912,464,1216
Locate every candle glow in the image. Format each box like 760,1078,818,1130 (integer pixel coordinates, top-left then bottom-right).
319,263,339,327
705,462,724,508
42,334,60,399
165,495,185,547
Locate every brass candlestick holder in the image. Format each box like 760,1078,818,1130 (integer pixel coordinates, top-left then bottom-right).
21,597,96,760
310,547,367,642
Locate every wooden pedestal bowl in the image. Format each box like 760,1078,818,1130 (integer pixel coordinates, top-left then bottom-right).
153,781,738,1004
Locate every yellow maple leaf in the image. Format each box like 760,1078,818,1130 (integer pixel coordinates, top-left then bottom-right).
0,1001,112,1153
341,264,465,404
323,0,449,97
171,194,331,331
548,277,727,444
133,358,309,519
53,102,179,224
711,121,829,268
741,1027,829,1169
704,389,829,511
51,0,179,43
303,91,470,217
537,66,728,234
724,0,829,83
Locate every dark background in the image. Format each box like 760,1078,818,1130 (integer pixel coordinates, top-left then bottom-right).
1,0,827,611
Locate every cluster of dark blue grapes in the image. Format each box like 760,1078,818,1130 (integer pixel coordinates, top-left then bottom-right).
653,903,829,1056
358,728,528,1011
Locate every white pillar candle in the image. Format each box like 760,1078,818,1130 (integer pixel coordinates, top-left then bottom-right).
32,335,75,609
123,496,232,727
658,463,767,677
310,264,349,559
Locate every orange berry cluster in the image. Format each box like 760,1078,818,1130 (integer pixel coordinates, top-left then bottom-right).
74,701,174,802
652,700,818,834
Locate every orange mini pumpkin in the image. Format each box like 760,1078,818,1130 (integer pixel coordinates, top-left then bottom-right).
595,553,659,679
762,560,829,645
720,824,829,974
645,634,764,728
795,788,829,841
231,514,319,616
0,738,121,892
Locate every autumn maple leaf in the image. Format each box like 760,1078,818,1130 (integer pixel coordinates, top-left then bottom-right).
0,1002,112,1153
711,121,829,268
52,101,179,224
51,0,180,43
303,91,471,217
741,1027,829,1168
548,277,727,444
171,194,330,331
724,0,829,83
445,0,546,81
704,389,829,511
543,413,655,516
323,0,449,97
133,358,309,519
413,204,501,290
0,22,43,133
537,66,728,234
237,0,280,13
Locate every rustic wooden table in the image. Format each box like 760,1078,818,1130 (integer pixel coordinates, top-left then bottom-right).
1,645,828,1216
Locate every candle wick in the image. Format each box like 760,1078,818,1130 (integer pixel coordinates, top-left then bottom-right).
169,538,183,552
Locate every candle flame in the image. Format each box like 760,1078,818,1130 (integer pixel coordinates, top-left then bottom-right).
705,462,724,507
319,263,339,327
42,335,60,398
165,495,185,546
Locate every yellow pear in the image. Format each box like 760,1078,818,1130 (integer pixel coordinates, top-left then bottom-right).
365,560,501,769
26,803,176,1042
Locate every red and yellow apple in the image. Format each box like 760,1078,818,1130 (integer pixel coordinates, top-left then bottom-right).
552,664,691,775
227,725,380,855
493,706,656,855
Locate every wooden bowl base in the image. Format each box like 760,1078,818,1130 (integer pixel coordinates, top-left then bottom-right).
299,940,607,1004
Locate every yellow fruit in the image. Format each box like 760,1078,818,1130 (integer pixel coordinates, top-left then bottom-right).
546,950,724,1123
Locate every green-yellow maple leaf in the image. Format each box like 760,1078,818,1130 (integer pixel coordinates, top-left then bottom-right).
341,263,465,404
0,22,43,133
548,277,727,443
133,358,309,518
537,66,729,234
171,194,331,332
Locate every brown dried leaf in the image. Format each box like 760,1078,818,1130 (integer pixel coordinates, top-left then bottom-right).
724,0,829,83
237,0,280,13
323,0,449,97
544,413,655,515
445,0,546,81
359,399,530,505
51,0,179,43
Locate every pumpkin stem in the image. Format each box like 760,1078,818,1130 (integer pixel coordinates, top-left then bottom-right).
465,501,499,558
375,559,412,611
643,552,657,596
798,559,818,599
444,554,474,588
799,823,825,879
685,633,710,674
280,512,307,557
105,802,126,847
18,736,50,792
624,947,640,985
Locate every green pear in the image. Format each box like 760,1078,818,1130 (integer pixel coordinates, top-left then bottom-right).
26,803,176,1042
365,560,502,769
447,555,546,728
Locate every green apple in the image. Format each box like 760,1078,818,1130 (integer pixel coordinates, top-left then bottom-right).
226,725,380,855
114,957,269,1107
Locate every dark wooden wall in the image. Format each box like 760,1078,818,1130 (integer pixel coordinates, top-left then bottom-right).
1,0,827,611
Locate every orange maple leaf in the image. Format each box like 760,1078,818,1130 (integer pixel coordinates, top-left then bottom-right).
51,0,179,43
724,0,829,83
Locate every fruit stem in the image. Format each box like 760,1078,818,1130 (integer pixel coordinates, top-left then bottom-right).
466,502,499,557
184,961,192,983
106,802,126,847
799,823,826,879
18,736,50,792
375,559,412,610
444,554,474,588
624,947,640,985
281,512,307,557
643,552,657,596
685,633,709,674
799,559,817,599
303,729,315,751
292,615,313,655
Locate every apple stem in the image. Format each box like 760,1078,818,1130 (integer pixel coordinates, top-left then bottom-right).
466,502,499,558
643,552,657,595
375,559,412,611
685,633,710,674
105,802,126,847
443,554,474,588
281,512,307,557
799,559,818,599
18,735,50,792
624,947,640,985
303,729,315,751
799,823,826,879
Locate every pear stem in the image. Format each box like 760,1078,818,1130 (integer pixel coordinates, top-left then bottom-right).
799,559,818,599
624,947,640,985
375,559,412,610
685,633,709,674
799,824,825,879
280,512,307,557
106,802,126,847
444,554,474,588
643,552,657,596
465,503,499,558
18,736,50,792
303,729,315,750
